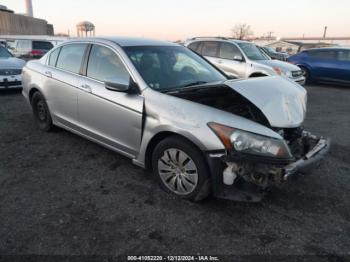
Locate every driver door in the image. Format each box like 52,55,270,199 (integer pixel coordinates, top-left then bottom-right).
77,44,144,157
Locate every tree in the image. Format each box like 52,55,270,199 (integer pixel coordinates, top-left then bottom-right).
231,24,254,40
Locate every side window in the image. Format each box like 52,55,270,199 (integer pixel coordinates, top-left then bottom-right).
87,45,129,83
309,50,337,60
48,47,61,67
16,40,25,51
219,43,242,60
201,41,219,57
56,44,87,74
188,42,200,52
337,50,350,61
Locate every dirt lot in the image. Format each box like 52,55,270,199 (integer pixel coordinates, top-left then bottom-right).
0,84,349,260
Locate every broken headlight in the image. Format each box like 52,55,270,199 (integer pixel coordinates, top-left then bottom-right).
208,122,292,158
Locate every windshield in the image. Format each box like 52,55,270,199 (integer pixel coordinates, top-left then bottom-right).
0,46,13,58
123,46,226,91
237,42,270,61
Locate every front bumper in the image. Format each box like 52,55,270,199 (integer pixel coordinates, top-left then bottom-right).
0,75,22,89
206,134,330,202
290,76,306,86
283,137,330,180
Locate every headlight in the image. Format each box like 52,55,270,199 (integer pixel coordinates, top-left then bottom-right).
273,67,292,78
273,67,283,75
208,122,292,158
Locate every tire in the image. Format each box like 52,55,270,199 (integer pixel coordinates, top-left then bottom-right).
299,66,311,84
152,136,211,202
31,92,54,132
249,74,267,78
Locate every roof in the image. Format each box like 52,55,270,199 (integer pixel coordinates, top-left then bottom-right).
70,37,179,47
186,37,252,44
302,47,350,52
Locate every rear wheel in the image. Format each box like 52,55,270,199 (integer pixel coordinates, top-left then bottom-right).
31,92,54,132
152,136,211,202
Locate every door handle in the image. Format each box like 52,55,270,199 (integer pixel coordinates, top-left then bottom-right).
217,60,223,64
44,71,52,78
80,84,92,93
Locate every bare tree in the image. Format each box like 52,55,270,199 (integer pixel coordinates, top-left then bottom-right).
231,24,254,40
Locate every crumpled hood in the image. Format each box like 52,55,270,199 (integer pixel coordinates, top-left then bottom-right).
256,59,300,72
225,76,307,128
0,57,26,69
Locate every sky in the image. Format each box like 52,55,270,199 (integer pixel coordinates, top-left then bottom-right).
1,0,350,41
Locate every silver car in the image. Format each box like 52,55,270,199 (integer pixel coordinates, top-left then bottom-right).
185,37,305,85
22,37,329,202
0,45,26,89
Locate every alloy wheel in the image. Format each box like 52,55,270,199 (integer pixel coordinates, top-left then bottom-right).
157,148,198,195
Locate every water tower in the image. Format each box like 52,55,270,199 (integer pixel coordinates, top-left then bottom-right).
76,21,95,37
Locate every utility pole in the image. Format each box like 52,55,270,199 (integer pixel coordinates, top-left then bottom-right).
323,26,328,39
266,31,274,40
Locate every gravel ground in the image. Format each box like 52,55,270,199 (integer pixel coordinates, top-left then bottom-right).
0,84,349,260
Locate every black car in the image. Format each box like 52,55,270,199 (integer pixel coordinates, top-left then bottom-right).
258,46,289,61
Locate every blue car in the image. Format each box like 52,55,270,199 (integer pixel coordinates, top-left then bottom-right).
287,48,350,85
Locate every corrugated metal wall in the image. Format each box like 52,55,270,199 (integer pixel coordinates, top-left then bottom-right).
0,11,53,35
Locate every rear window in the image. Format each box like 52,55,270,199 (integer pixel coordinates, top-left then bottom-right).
56,44,87,74
188,42,201,52
201,41,219,57
32,41,53,51
48,47,61,67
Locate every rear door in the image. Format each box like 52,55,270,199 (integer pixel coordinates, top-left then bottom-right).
44,43,88,129
14,40,31,58
77,44,144,157
308,50,338,80
335,50,350,82
200,41,221,66
218,42,247,78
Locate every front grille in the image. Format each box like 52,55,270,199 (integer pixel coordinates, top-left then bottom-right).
0,81,22,87
292,70,303,78
0,69,22,76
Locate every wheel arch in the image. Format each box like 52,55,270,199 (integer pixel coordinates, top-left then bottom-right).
144,131,208,170
28,85,43,105
249,72,268,78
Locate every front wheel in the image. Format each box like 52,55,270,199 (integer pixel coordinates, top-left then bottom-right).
152,136,211,202
299,66,311,84
31,92,55,132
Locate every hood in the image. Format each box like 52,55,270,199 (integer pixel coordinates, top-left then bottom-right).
225,76,307,128
256,59,300,72
0,57,26,69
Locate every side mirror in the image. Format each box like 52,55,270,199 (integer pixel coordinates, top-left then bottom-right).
233,55,244,62
105,77,138,93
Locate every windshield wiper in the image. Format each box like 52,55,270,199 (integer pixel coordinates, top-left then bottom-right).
183,81,208,87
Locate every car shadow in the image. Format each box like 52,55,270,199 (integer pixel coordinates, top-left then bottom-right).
0,89,22,95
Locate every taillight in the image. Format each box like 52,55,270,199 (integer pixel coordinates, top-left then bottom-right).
29,50,44,57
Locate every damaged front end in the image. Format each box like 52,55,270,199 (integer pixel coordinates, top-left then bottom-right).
167,76,330,201
207,128,330,202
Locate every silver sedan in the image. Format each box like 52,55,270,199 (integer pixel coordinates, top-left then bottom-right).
22,37,329,202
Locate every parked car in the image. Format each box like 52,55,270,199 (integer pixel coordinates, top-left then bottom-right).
258,46,289,61
0,45,26,89
10,39,54,59
184,37,305,85
288,48,350,84
22,37,329,202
